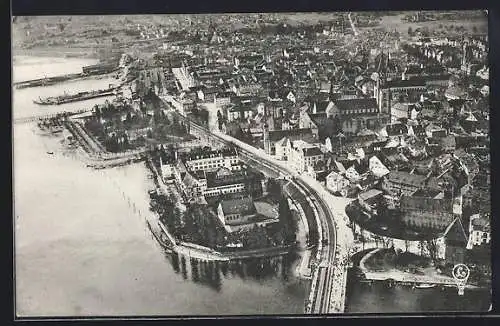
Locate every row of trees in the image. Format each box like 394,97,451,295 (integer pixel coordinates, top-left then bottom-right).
150,193,184,237
278,195,298,245
232,125,254,145
149,192,298,251
103,132,131,153
190,107,209,125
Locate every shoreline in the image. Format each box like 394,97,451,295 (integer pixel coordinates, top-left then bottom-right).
145,155,295,262
357,248,487,290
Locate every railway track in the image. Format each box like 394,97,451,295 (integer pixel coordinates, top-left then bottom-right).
188,120,340,313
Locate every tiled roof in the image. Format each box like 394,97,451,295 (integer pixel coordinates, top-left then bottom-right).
182,172,199,188
268,128,315,143
303,147,323,157
333,98,378,112
386,170,427,187
312,101,331,113
471,215,490,232
386,123,408,136
443,217,468,244
440,135,456,147
384,79,426,89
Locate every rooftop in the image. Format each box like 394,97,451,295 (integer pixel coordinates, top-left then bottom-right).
184,147,237,161
303,147,323,157
386,123,408,136
386,170,427,187
384,79,426,89
400,196,454,213
334,98,378,112
220,197,257,216
358,189,383,201
268,128,315,143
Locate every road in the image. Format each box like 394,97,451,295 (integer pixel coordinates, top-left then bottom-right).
348,12,359,36
186,119,348,313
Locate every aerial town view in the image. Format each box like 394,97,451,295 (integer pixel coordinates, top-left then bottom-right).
13,11,491,317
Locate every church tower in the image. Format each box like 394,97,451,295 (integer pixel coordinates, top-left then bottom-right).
461,42,470,75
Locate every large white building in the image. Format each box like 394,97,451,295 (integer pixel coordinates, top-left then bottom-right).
326,171,350,194
183,148,240,172
369,155,390,178
287,140,324,173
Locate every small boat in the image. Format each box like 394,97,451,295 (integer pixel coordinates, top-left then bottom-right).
415,283,436,289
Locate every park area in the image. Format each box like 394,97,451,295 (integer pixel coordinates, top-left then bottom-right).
363,248,432,274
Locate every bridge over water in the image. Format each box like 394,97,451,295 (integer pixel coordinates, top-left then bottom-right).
13,109,91,125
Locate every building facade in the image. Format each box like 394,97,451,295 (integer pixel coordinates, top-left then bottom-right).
183,148,239,172
400,196,455,230
382,171,427,196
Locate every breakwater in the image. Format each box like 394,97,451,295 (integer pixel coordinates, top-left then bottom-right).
14,66,119,90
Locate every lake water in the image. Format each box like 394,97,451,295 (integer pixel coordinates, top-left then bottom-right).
12,56,490,317
13,56,308,317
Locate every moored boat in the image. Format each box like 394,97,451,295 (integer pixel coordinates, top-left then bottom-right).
33,87,120,106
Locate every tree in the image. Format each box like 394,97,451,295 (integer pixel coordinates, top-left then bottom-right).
246,127,253,144
278,195,296,244
153,110,161,124
217,110,224,130
267,178,281,199
123,133,129,149
425,239,439,264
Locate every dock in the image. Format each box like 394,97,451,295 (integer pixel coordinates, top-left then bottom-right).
14,73,83,89
14,63,119,90
359,248,480,289
34,87,119,105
